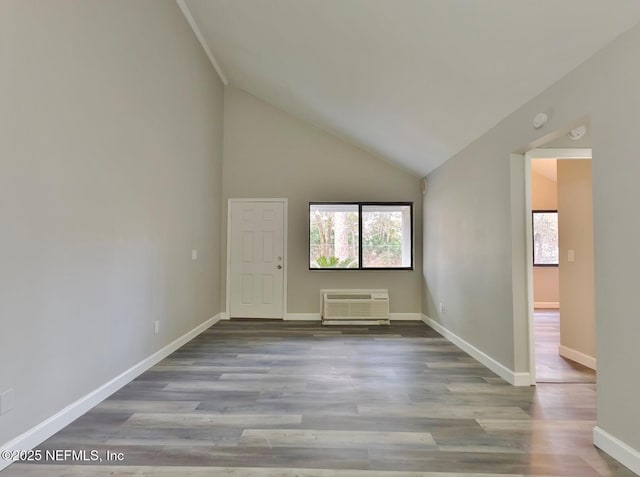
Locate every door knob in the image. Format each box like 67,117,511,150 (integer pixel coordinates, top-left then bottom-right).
277,265,282,269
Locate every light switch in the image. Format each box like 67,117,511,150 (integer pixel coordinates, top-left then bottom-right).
568,250,575,262
191,249,198,260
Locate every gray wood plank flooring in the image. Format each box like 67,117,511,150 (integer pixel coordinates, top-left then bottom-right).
535,310,596,383
2,320,634,476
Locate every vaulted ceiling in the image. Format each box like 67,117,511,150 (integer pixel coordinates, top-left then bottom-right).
182,0,640,176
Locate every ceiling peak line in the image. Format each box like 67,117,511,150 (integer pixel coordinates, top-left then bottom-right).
176,0,228,86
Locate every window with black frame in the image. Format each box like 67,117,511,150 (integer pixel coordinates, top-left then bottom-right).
532,210,559,266
309,202,413,270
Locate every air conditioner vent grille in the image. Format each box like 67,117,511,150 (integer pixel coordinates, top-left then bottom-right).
326,294,371,300
321,289,389,324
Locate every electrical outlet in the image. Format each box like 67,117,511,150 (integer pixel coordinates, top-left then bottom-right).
191,249,198,260
439,302,446,313
154,320,160,335
0,388,15,416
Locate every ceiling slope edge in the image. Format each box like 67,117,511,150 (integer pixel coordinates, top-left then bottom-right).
176,0,229,86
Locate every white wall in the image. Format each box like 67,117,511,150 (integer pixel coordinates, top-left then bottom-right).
223,87,423,315
0,0,224,448
423,22,640,458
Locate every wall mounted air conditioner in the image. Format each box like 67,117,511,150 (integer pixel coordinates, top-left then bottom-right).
320,289,390,325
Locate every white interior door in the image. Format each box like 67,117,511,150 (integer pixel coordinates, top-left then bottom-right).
228,200,286,318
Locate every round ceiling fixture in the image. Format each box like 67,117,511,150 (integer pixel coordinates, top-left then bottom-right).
533,113,548,129
568,125,587,140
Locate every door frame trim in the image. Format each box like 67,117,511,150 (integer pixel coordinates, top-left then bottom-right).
226,198,288,320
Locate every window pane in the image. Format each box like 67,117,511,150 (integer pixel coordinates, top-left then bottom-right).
309,204,359,268
533,211,559,265
362,205,411,268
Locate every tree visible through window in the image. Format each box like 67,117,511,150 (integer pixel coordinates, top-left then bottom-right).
533,210,559,266
309,203,413,270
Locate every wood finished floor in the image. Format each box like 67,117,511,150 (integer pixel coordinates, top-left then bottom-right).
3,320,634,477
534,310,596,383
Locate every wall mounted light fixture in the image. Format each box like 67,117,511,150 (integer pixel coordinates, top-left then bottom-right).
568,125,587,140
533,113,548,129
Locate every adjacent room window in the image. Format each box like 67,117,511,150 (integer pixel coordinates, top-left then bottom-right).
309,202,413,270
532,210,559,266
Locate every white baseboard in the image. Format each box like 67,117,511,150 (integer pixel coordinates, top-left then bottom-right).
594,426,640,475
0,312,225,472
390,313,422,321
534,301,560,309
512,372,534,386
285,313,321,321
422,314,531,387
559,345,597,370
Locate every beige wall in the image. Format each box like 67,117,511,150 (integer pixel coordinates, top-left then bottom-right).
0,0,224,447
557,160,596,363
423,22,640,453
531,169,559,306
531,168,558,209
533,267,560,307
223,87,423,314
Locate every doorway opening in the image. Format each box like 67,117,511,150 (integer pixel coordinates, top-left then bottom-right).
525,148,596,384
